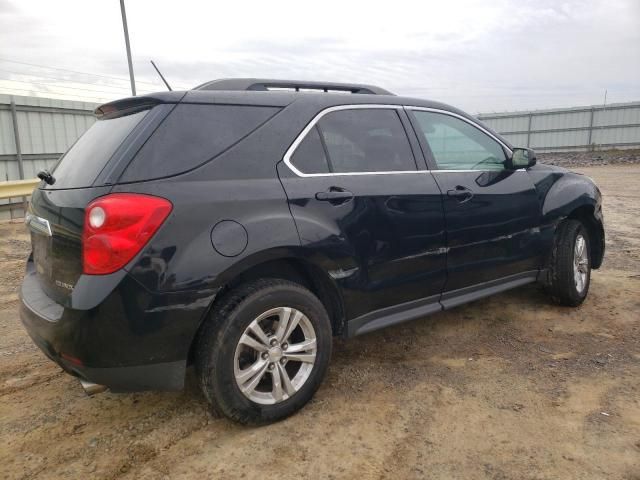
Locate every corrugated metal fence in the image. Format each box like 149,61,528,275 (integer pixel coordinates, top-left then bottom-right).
0,94,97,219
478,101,640,152
1,93,639,219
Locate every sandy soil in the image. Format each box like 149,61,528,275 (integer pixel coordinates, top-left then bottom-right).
1,164,639,480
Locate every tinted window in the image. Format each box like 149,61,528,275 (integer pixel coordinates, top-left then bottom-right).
121,104,280,182
413,111,506,171
315,109,416,173
50,110,148,189
290,126,330,174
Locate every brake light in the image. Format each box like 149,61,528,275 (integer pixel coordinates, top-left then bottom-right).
82,193,172,275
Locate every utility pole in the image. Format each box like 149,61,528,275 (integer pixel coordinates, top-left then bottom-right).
119,0,136,96
9,99,28,216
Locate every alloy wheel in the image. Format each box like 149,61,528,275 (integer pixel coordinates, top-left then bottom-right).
573,234,589,294
233,307,317,405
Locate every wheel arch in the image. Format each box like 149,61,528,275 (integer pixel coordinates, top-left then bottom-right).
566,204,605,269
540,172,605,270
188,252,346,365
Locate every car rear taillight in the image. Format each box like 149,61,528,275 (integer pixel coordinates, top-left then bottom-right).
82,193,172,275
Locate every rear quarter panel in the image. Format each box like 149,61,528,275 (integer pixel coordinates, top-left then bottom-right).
108,129,303,365
116,176,300,294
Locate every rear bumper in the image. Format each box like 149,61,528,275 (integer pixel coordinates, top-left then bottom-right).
19,260,214,392
20,317,185,392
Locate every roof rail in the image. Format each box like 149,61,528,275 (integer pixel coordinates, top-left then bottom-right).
193,78,394,95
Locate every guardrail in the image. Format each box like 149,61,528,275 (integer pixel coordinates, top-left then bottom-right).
0,179,39,200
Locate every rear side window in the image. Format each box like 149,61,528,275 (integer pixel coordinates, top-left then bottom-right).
290,126,330,174
120,104,280,182
290,108,416,174
50,110,148,189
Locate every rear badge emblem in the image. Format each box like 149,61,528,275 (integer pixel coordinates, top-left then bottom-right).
55,280,74,291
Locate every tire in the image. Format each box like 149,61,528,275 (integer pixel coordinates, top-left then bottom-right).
196,278,332,425
546,219,591,306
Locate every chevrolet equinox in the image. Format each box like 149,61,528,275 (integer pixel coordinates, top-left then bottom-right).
21,79,605,424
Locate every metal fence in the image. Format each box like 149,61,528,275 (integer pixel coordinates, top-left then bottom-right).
478,101,640,152
1,94,639,220
0,94,97,220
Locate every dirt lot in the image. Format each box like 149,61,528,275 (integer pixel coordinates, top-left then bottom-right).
1,164,639,480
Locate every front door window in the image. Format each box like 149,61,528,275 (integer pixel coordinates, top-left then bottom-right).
412,111,507,171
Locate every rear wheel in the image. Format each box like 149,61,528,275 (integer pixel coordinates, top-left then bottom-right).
547,219,591,306
196,278,332,425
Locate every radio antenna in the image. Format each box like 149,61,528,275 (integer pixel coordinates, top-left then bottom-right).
150,60,172,91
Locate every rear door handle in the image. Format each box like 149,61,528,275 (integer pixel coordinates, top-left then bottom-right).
447,185,474,203
315,187,354,204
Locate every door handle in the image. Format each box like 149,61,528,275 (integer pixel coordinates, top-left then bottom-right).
447,185,474,203
315,187,354,204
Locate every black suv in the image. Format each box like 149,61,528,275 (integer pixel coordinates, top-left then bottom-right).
21,79,605,424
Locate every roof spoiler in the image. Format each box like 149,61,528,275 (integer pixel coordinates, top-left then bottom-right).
194,78,394,95
94,92,185,119
94,97,162,119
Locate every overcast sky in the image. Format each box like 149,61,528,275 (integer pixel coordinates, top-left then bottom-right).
0,0,638,113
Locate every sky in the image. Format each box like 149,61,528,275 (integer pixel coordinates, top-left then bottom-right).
0,0,638,113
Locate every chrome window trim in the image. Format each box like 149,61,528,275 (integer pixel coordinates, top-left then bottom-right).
283,104,414,178
429,169,526,173
282,104,514,178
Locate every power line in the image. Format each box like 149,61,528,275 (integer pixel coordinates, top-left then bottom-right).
0,57,191,91
0,77,140,98
0,57,227,100
0,85,109,100
0,69,158,94
0,57,166,87
0,86,110,102
0,69,158,96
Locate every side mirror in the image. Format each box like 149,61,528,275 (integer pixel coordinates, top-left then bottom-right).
510,147,537,169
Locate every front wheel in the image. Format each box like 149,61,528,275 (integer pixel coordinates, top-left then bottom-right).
547,219,591,306
196,279,332,425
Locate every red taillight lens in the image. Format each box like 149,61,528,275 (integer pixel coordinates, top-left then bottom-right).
82,193,172,275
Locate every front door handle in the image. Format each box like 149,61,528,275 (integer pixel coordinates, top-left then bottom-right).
315,187,354,204
447,185,474,203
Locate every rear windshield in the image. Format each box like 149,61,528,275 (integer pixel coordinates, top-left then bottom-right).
49,110,148,189
119,104,280,182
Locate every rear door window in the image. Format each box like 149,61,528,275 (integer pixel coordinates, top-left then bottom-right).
290,108,417,174
317,109,417,173
120,104,280,182
49,110,148,189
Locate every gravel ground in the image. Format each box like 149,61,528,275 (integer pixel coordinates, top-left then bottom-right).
538,148,640,168
1,164,639,480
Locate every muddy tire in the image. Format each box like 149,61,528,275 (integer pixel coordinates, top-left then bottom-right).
195,278,332,425
546,219,591,306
